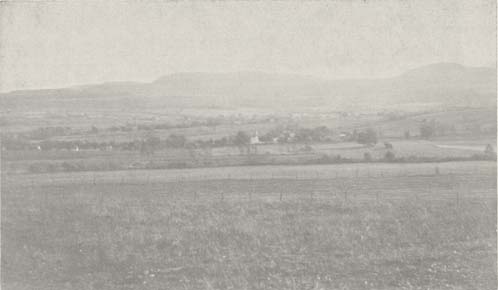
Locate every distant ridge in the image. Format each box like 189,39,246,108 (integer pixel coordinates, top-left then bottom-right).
1,63,496,111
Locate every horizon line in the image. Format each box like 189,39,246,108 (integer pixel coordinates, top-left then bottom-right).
1,62,495,94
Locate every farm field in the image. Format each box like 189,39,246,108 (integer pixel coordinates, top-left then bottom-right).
2,161,496,290
4,160,495,185
1,70,496,290
0,4,496,289
3,138,496,175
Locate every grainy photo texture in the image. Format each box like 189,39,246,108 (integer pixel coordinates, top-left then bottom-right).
0,1,496,289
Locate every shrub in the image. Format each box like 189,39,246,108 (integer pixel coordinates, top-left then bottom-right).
165,134,186,148
420,120,436,139
233,131,250,146
384,151,396,162
484,144,495,158
357,128,378,145
28,163,48,173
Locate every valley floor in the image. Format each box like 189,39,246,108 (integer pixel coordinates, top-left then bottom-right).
1,161,496,290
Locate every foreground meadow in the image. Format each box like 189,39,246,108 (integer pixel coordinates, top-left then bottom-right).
2,164,496,290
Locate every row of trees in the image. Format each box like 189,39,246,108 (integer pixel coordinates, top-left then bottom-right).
1,135,187,152
355,128,378,145
2,131,254,152
3,121,495,156
0,127,380,152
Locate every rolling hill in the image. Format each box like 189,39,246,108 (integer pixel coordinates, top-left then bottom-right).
1,63,495,112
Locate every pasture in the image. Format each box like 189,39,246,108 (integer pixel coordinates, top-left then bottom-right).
3,138,495,175
2,161,496,290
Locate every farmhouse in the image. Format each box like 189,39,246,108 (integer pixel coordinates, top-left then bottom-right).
339,131,351,141
250,132,262,145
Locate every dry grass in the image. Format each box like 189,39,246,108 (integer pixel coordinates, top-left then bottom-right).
2,180,496,290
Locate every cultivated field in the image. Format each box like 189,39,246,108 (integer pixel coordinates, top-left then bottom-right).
2,161,496,290
4,138,496,175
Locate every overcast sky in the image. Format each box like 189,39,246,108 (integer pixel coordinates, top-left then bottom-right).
0,0,495,92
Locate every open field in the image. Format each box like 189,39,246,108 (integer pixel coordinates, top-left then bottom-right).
4,160,495,185
1,85,496,290
3,138,496,174
0,4,496,289
2,161,496,290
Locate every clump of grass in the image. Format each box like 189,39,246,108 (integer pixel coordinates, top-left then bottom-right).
2,193,496,290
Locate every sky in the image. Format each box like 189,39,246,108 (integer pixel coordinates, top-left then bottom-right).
0,0,495,92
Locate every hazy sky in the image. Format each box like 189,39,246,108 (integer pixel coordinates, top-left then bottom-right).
0,0,495,92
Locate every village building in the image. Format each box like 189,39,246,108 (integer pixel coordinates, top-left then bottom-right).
250,132,262,145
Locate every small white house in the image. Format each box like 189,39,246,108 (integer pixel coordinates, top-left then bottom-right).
250,132,262,145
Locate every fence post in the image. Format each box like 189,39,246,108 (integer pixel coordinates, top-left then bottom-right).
98,190,104,212
279,192,283,201
96,190,106,271
250,181,254,201
60,185,65,204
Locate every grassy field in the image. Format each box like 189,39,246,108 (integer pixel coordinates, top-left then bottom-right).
5,160,495,185
2,162,496,290
3,138,496,174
